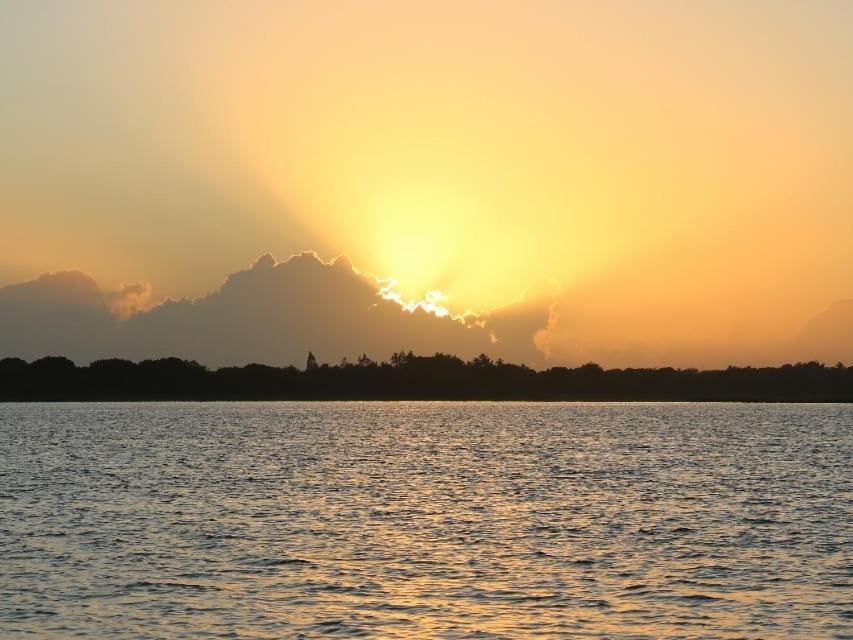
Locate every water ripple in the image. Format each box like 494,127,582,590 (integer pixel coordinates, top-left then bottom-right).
0,401,850,638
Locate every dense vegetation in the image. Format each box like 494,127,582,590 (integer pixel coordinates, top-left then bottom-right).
1,352,852,401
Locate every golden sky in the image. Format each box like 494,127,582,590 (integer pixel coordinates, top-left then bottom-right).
1,1,851,366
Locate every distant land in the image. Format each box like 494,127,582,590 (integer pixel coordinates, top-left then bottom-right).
1,352,852,402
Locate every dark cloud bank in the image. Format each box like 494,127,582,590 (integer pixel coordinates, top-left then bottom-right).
0,252,550,367
2,251,851,368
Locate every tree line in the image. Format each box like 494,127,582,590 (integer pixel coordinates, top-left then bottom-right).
1,351,852,401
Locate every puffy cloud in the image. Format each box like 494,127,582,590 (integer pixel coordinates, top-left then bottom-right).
0,252,551,367
0,271,116,362
117,252,550,367
487,283,557,368
5,254,850,369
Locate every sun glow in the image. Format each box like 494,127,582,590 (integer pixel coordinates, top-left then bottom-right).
3,2,851,367
367,185,475,301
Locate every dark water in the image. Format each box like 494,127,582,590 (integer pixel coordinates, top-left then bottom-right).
1,402,850,639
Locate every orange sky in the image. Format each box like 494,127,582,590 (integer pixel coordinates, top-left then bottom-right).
1,1,851,366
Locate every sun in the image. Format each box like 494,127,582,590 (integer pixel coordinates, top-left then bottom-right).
367,186,473,302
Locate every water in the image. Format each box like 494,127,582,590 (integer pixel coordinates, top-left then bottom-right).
1,402,850,639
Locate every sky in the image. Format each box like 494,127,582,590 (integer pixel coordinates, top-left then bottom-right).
1,1,852,367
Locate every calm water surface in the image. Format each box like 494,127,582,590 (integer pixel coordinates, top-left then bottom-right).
1,402,851,638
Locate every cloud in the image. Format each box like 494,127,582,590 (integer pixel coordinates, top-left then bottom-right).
486,282,557,368
532,288,853,368
5,254,849,369
792,300,853,364
0,252,551,367
117,251,550,367
0,271,116,362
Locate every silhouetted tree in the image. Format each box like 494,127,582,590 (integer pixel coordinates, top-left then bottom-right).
390,351,413,368
1,353,851,401
471,353,493,367
306,351,318,372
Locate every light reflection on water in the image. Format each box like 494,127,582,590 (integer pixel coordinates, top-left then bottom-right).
1,402,850,638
